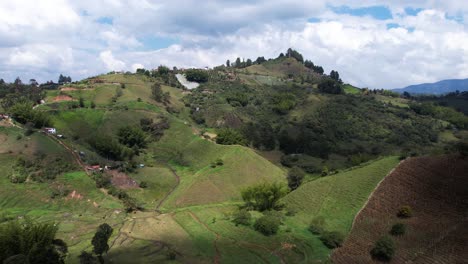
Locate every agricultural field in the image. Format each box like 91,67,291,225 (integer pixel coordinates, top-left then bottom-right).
332,155,468,263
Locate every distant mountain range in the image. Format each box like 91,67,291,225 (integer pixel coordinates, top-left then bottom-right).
392,78,468,95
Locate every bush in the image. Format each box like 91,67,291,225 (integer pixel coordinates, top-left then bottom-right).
319,231,344,248
139,181,148,188
254,215,280,236
370,236,395,261
241,182,287,211
216,128,246,145
287,166,305,191
309,216,326,235
185,69,209,83
397,205,412,218
232,209,252,226
390,223,406,236
215,159,224,166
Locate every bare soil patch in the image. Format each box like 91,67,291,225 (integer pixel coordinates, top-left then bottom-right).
108,170,139,189
53,95,75,102
332,155,468,263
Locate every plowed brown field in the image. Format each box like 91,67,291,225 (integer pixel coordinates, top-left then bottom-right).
332,155,468,263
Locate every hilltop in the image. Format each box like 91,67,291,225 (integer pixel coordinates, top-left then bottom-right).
1,48,467,263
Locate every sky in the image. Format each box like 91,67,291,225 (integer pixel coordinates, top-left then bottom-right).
0,1,468,89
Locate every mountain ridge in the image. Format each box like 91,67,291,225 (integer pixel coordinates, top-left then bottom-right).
393,78,468,95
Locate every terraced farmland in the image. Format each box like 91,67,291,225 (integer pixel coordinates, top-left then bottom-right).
332,155,468,263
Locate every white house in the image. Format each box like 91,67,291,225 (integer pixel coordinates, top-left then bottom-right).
44,128,56,134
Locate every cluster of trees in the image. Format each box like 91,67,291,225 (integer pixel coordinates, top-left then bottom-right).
0,77,44,109
241,183,287,211
318,79,343,94
185,69,209,83
409,101,468,129
304,60,324,74
58,74,72,84
9,101,52,128
0,219,68,264
140,116,170,140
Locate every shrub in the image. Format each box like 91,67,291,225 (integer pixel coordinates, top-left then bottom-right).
185,69,209,82
397,205,412,218
370,236,395,261
241,182,287,211
319,231,344,248
254,215,281,236
139,181,148,188
232,209,252,226
215,159,224,166
309,216,326,235
216,128,246,145
390,223,406,236
287,166,305,191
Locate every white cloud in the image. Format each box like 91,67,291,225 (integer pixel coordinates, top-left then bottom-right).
99,50,126,71
0,1,467,89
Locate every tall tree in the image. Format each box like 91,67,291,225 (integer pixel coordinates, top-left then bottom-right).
235,57,241,68
287,166,305,191
226,59,230,67
246,59,253,67
151,83,163,102
91,224,113,264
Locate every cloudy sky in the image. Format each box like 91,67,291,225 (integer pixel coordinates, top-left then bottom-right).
1,0,467,89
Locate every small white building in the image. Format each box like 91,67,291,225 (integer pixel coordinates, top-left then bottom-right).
44,128,56,134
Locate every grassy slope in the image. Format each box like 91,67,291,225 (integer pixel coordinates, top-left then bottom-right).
283,156,399,233
151,116,286,210
0,130,124,261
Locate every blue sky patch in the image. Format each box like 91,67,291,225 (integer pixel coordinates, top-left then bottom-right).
446,14,464,23
308,17,321,23
404,7,423,16
330,5,392,20
96,17,113,25
140,36,179,50
386,23,400,29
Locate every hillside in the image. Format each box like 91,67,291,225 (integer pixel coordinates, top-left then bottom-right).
332,155,468,263
1,48,468,263
393,78,468,95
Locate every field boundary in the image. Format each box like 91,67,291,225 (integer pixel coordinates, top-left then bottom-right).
349,158,406,230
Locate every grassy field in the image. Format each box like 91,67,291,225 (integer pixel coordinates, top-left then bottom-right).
283,156,400,233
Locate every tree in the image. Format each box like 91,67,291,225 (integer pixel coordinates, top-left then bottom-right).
235,57,241,68
287,166,305,191
79,97,85,108
117,126,146,149
370,236,395,261
246,59,253,67
226,60,230,67
216,128,246,145
0,219,67,264
254,215,281,236
256,56,266,64
185,69,209,82
309,216,326,234
390,223,406,236
241,183,287,211
318,79,343,94
330,70,341,83
92,224,113,263
151,83,163,102
79,251,98,264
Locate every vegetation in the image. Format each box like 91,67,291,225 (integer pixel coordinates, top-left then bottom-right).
370,236,396,261
309,216,326,235
91,223,113,263
287,166,305,191
319,231,345,249
390,223,406,236
241,183,287,211
216,128,246,145
232,209,252,226
397,205,413,218
254,215,281,236
185,69,209,82
0,219,67,264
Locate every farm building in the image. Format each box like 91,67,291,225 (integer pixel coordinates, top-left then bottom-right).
44,127,56,134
